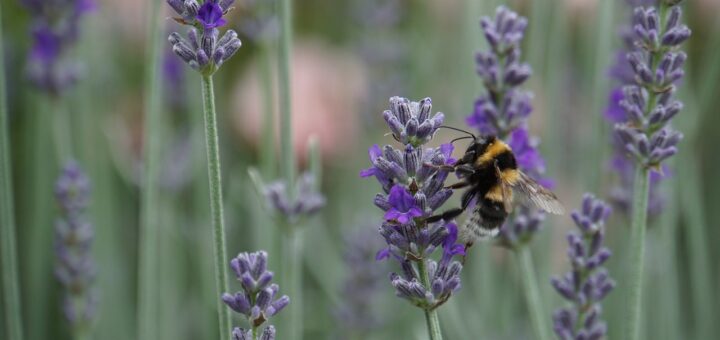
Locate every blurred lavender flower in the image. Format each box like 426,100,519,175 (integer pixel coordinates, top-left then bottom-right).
603,0,688,217
222,251,289,339
54,161,97,331
236,0,279,43
466,6,552,248
363,96,464,312
552,194,615,340
262,172,325,223
21,0,94,95
167,0,242,74
334,227,386,336
612,3,689,171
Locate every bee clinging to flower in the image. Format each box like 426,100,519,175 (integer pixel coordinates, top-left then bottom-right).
426,126,564,245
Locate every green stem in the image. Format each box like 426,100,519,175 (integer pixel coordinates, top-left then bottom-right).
624,166,650,340
278,0,295,190
417,259,443,340
516,247,552,340
201,74,231,340
258,43,276,177
0,1,23,338
52,99,73,162
137,0,163,338
281,228,303,340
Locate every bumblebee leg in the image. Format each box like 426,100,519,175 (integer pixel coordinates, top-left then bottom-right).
460,189,477,210
454,164,476,176
445,181,471,189
423,163,456,172
426,208,465,223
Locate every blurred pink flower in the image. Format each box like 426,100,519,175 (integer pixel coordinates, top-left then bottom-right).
232,40,367,162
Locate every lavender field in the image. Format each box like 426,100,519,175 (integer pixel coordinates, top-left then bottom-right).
1,0,719,339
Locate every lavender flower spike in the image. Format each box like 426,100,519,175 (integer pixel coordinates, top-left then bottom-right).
263,172,326,223
223,251,288,338
167,0,242,75
364,96,465,339
54,161,97,331
21,0,94,95
467,6,553,248
613,3,690,171
551,194,615,340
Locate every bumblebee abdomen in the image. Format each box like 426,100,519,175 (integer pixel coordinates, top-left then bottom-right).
460,199,508,244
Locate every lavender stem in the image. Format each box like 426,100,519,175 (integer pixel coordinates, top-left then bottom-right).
0,1,24,337
517,247,551,340
201,74,231,340
418,258,443,340
52,99,73,161
625,166,650,340
278,0,302,338
137,0,163,337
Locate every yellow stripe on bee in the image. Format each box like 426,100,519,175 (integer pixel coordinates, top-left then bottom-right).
500,169,520,185
485,185,509,202
476,140,511,166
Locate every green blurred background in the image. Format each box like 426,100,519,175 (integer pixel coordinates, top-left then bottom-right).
2,0,720,339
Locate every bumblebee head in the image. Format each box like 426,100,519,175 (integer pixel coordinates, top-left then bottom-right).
467,135,496,157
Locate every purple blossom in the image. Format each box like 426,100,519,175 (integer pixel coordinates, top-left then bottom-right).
197,1,227,29
507,128,545,176
603,1,689,217
262,172,326,223
467,6,553,248
611,4,689,170
167,1,242,74
54,161,97,328
363,96,464,311
442,223,466,262
552,194,615,340
384,185,423,224
21,0,95,94
222,251,289,337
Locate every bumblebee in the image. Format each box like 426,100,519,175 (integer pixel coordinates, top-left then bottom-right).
426,127,564,244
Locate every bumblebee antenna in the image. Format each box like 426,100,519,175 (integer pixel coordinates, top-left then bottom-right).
450,136,474,144
439,126,476,139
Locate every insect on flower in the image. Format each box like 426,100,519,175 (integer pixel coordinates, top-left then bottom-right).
425,126,564,245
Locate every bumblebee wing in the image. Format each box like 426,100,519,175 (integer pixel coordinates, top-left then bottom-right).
510,171,565,215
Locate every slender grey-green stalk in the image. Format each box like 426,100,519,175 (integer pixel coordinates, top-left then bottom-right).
517,247,551,340
417,258,442,340
259,44,276,178
624,167,650,340
0,2,24,338
137,0,163,338
201,74,231,340
277,0,302,338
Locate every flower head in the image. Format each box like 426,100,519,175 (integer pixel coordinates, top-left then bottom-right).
611,3,689,170
223,251,289,336
263,172,326,223
364,96,464,311
54,161,97,328
383,97,444,147
551,194,615,340
21,0,94,95
167,0,242,74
